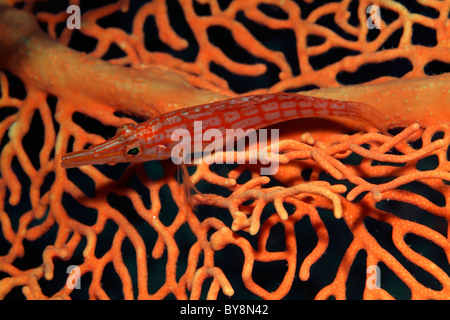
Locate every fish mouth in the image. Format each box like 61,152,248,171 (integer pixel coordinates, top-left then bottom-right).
61,137,124,168
61,149,96,168
61,148,124,168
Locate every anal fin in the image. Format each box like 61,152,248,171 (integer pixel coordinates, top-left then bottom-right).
178,163,202,208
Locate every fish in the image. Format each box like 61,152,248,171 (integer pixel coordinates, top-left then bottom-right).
61,92,385,168
61,92,386,206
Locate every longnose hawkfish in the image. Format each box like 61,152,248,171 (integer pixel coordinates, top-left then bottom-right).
61,93,386,203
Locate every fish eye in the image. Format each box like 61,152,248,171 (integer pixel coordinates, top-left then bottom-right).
126,147,140,156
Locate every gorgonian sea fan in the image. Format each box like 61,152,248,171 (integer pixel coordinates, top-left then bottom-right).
0,0,449,299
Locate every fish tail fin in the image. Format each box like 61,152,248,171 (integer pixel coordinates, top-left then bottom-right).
344,100,388,133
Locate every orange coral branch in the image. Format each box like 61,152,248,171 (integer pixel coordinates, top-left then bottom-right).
0,4,227,119
304,74,450,129
0,0,449,301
